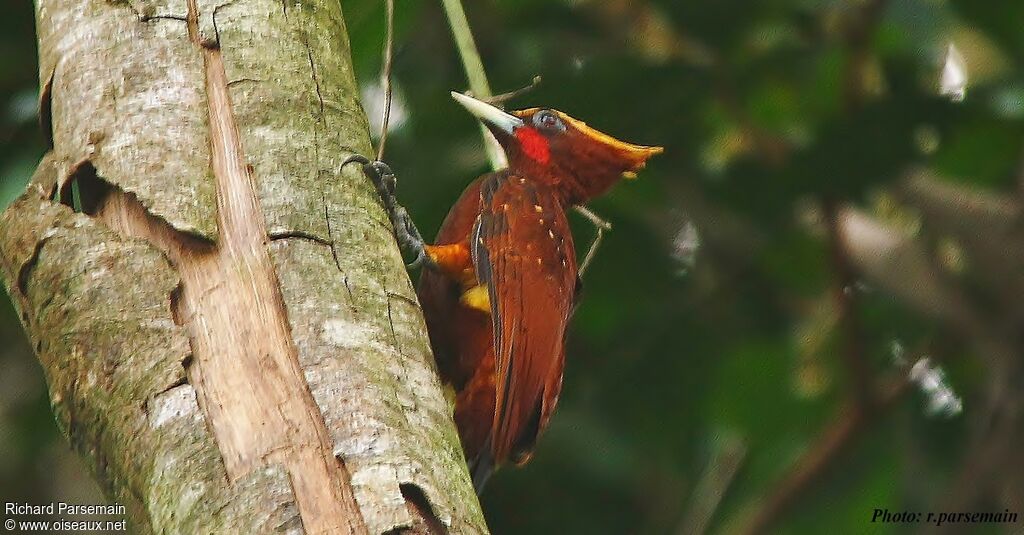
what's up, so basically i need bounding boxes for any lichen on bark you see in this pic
[3,0,488,532]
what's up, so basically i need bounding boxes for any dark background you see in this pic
[3,0,1024,533]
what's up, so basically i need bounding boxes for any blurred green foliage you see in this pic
[3,0,1023,533]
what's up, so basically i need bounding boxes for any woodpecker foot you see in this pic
[343,155,432,269]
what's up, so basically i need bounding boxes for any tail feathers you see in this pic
[468,447,495,495]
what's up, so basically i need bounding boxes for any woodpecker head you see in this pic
[452,91,663,204]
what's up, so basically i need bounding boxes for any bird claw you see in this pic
[343,155,396,197]
[406,250,427,269]
[342,154,430,269]
[368,162,397,197]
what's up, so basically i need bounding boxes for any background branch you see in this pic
[733,379,909,535]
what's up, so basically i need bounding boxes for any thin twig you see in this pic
[482,75,542,106]
[440,0,505,169]
[375,0,396,160]
[575,205,612,276]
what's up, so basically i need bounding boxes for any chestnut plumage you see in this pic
[415,93,661,492]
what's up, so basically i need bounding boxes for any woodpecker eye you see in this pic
[533,110,565,132]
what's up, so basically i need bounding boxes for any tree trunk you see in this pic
[1,0,487,532]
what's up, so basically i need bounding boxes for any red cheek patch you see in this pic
[515,127,550,165]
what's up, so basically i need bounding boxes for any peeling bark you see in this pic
[4,0,488,532]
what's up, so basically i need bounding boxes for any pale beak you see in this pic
[451,91,524,134]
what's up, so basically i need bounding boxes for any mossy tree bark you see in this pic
[1,0,488,532]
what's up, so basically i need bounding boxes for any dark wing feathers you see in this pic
[471,172,578,464]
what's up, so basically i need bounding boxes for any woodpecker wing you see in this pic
[417,177,486,388]
[471,172,578,464]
